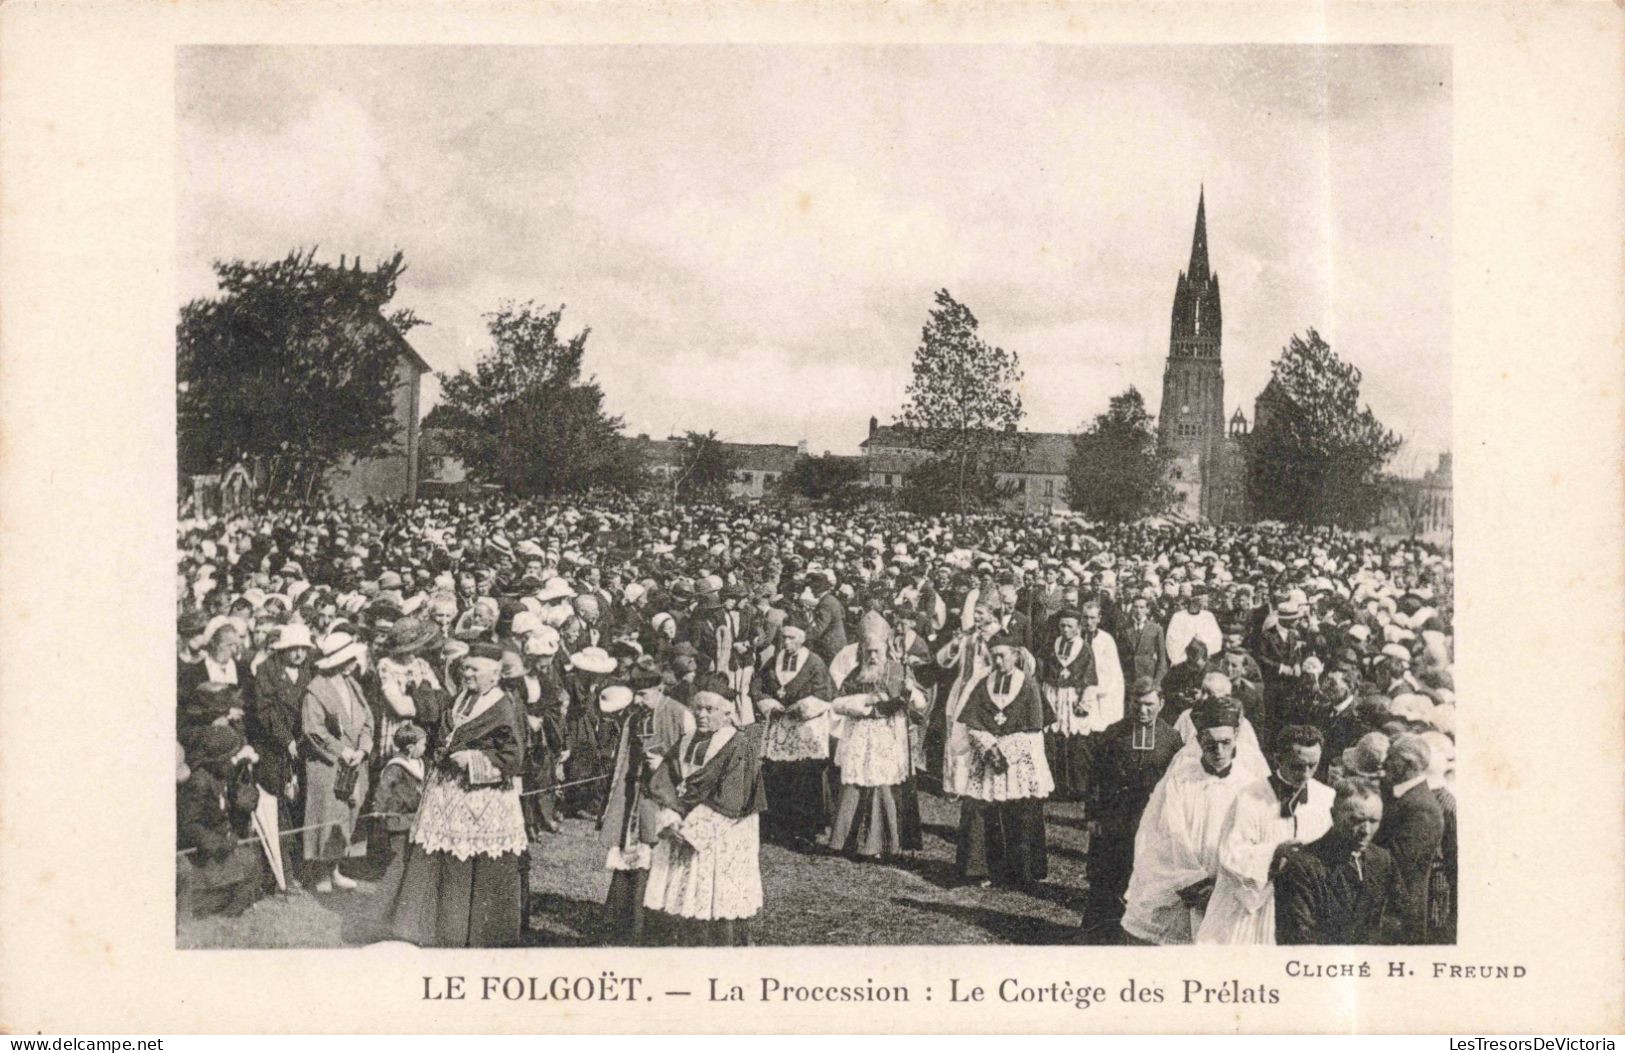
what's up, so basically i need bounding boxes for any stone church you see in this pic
[1157,189,1253,523]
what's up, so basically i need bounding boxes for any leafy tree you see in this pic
[177,248,425,499]
[1063,386,1177,522]
[898,455,1016,515]
[895,289,1026,512]
[1246,329,1402,526]
[672,430,743,503]
[431,302,647,496]
[782,453,871,508]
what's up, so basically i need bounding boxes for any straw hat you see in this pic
[315,631,367,671]
[598,684,634,715]
[569,646,616,675]
[270,623,316,651]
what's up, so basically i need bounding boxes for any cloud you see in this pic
[179,45,1451,461]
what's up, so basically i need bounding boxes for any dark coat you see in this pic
[1091,716,1180,834]
[1275,835,1396,945]
[251,658,311,792]
[1374,781,1445,943]
[750,649,835,708]
[434,689,527,789]
[372,757,425,834]
[1115,616,1168,685]
[808,592,848,663]
[994,611,1033,655]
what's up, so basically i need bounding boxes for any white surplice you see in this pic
[1195,776,1334,945]
[1120,751,1249,945]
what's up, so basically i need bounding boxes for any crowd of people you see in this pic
[176,493,1456,947]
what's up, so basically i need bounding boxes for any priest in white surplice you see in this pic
[1196,724,1334,944]
[1121,694,1249,945]
[1083,600,1125,735]
[1164,588,1223,667]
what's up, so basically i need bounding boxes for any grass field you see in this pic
[177,791,1101,948]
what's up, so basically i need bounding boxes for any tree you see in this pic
[781,453,871,508]
[1246,329,1403,526]
[895,289,1026,512]
[430,302,647,496]
[177,248,425,499]
[1064,386,1177,522]
[898,455,1015,515]
[672,430,743,503]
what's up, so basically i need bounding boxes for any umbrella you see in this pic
[251,786,287,892]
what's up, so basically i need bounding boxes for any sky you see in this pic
[178,45,1451,466]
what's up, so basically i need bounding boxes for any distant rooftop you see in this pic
[861,422,1074,475]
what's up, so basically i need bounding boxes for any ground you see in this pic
[177,791,1105,948]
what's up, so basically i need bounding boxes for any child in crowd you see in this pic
[371,723,427,867]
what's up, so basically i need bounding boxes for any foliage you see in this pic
[781,454,871,508]
[895,289,1027,511]
[1063,386,1178,522]
[1245,329,1403,526]
[430,302,647,496]
[898,455,1016,515]
[671,430,743,503]
[177,249,425,499]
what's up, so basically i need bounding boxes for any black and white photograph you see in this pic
[171,44,1457,951]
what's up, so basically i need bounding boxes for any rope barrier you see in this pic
[176,771,613,859]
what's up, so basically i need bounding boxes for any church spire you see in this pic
[1187,185,1210,283]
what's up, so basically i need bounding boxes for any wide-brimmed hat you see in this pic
[1340,732,1390,778]
[598,684,634,714]
[525,625,561,657]
[569,646,616,675]
[383,615,439,656]
[536,577,576,603]
[627,666,664,691]
[315,630,367,671]
[270,623,316,651]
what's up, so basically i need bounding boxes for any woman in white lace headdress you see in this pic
[377,642,528,947]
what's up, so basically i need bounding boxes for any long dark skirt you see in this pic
[761,759,828,845]
[828,780,924,858]
[645,911,753,947]
[563,714,616,817]
[604,867,651,944]
[522,749,559,838]
[956,796,1048,885]
[1045,731,1094,803]
[377,843,524,947]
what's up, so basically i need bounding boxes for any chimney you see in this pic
[869,416,878,437]
[797,440,809,456]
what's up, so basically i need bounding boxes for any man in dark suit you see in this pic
[1082,676,1181,940]
[806,572,847,663]
[993,584,1033,654]
[1115,593,1167,686]
[1276,780,1397,944]
[1375,734,1445,944]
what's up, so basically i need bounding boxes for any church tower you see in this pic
[1158,188,1228,520]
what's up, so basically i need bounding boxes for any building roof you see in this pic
[862,424,1073,475]
[362,309,432,374]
